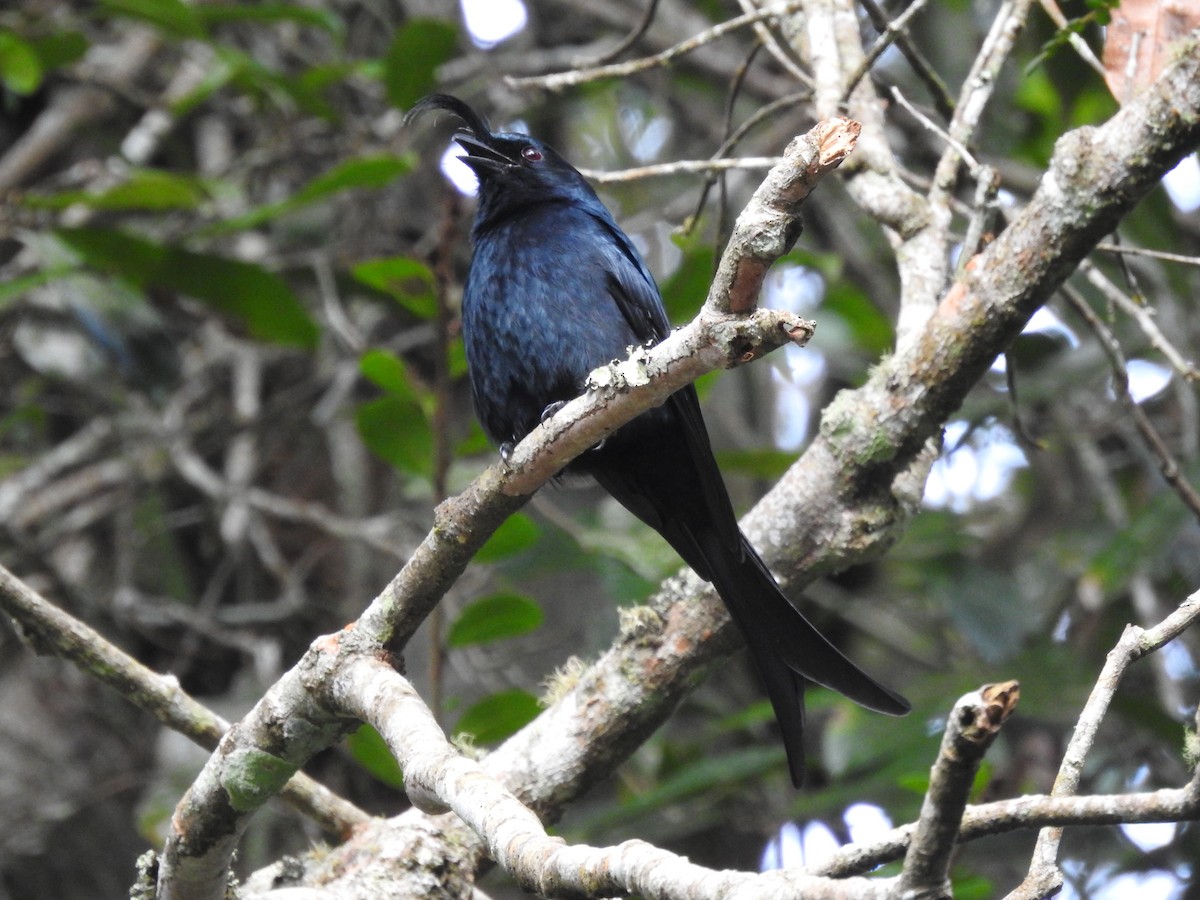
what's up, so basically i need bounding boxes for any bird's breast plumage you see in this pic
[463,203,649,446]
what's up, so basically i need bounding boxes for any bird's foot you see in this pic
[499,441,515,465]
[539,400,567,423]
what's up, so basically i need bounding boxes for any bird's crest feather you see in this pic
[404,94,492,141]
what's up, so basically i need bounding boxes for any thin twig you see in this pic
[1062,284,1200,523]
[1035,0,1108,79]
[1011,590,1200,898]
[1078,259,1200,382]
[162,384,409,557]
[0,418,114,520]
[734,0,812,85]
[685,89,810,235]
[1095,242,1200,268]
[717,40,766,249]
[505,0,805,91]
[427,186,462,722]
[579,155,784,184]
[955,164,1002,277]
[928,0,1033,211]
[889,86,981,174]
[815,778,1200,878]
[572,0,662,67]
[843,0,947,116]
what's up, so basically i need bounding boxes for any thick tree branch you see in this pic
[327,656,892,900]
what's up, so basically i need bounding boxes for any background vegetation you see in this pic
[0,1,1198,898]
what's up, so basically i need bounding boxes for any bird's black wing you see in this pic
[590,213,671,343]
[588,212,743,558]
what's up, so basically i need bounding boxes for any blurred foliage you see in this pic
[346,723,406,789]
[454,688,542,745]
[0,1,1198,898]
[447,592,544,647]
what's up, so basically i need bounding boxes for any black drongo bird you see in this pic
[406,95,909,786]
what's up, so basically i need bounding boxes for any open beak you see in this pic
[454,133,515,177]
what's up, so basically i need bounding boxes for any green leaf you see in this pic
[56,227,319,347]
[660,241,714,324]
[475,512,541,562]
[99,0,207,39]
[298,61,361,98]
[447,339,469,378]
[169,54,240,118]
[96,170,210,210]
[213,44,336,119]
[352,257,438,319]
[0,267,75,309]
[823,281,894,356]
[346,724,404,788]
[577,745,785,833]
[29,31,88,71]
[572,518,677,581]
[447,593,544,647]
[355,395,433,476]
[1011,68,1061,166]
[295,156,414,204]
[715,448,796,480]
[383,19,458,110]
[215,155,413,232]
[0,30,44,95]
[453,689,541,744]
[454,420,491,457]
[950,874,995,900]
[359,348,419,401]
[24,170,210,212]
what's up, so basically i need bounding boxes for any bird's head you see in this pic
[405,94,602,226]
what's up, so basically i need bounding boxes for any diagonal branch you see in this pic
[1062,285,1200,523]
[505,0,805,92]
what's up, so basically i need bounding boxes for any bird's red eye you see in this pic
[521,146,543,162]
